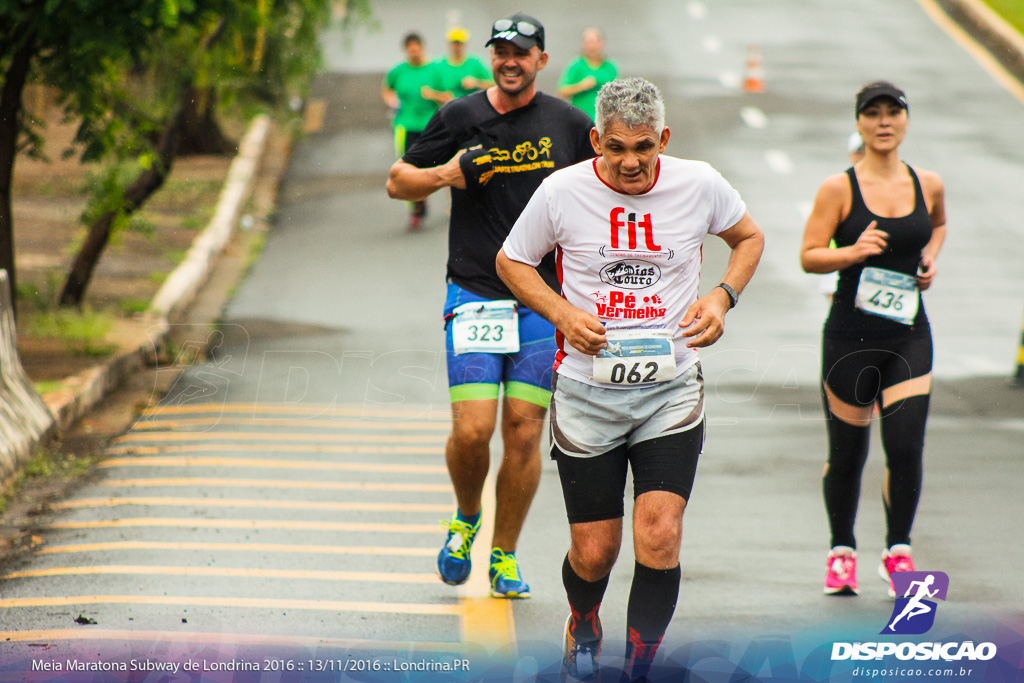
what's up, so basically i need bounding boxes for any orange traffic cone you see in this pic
[743,44,765,93]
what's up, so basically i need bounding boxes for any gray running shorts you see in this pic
[550,362,705,458]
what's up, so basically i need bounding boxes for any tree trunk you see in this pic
[0,32,37,319]
[57,19,229,308]
[177,85,235,156]
[58,103,185,308]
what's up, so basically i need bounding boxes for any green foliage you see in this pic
[246,232,267,270]
[2,0,339,303]
[982,0,1024,35]
[128,213,157,239]
[79,160,156,231]
[33,380,66,395]
[24,307,117,357]
[164,248,189,264]
[180,210,211,230]
[340,0,373,29]
[15,282,47,310]
[162,177,224,203]
[14,273,62,311]
[0,446,99,515]
[120,298,152,314]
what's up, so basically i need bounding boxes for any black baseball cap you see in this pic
[856,81,908,116]
[485,13,545,52]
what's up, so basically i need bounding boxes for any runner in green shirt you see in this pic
[382,33,443,229]
[557,28,618,120]
[433,27,493,101]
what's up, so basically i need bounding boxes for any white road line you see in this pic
[740,106,768,129]
[687,1,707,20]
[719,71,741,89]
[764,150,794,174]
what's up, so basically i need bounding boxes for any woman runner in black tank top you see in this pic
[799,82,947,598]
[826,163,933,338]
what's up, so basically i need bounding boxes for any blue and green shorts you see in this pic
[443,283,557,407]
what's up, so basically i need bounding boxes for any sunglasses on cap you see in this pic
[492,18,540,37]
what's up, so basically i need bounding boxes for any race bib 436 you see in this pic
[855,267,919,325]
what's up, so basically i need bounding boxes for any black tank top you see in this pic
[824,164,932,340]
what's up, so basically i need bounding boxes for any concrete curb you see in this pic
[38,114,273,445]
[936,0,1024,86]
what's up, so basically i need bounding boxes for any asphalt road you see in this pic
[2,1,1023,681]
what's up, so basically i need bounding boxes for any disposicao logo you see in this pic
[831,570,998,662]
[883,570,948,635]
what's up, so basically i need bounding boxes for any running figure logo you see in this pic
[882,571,949,635]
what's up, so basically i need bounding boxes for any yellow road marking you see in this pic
[303,99,327,133]
[115,431,446,444]
[461,597,516,654]
[36,541,437,557]
[144,403,449,420]
[51,497,451,513]
[4,565,438,583]
[455,468,517,655]
[916,0,1024,105]
[106,444,444,455]
[0,628,465,652]
[102,478,452,492]
[0,595,460,615]
[46,518,439,533]
[133,417,450,431]
[98,456,447,474]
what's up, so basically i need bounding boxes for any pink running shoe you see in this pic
[824,547,858,595]
[879,544,915,597]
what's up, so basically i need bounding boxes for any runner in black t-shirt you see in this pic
[387,12,595,599]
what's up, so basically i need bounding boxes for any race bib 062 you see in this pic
[592,329,676,385]
[451,300,520,355]
[855,267,919,325]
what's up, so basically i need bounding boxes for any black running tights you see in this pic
[821,333,932,549]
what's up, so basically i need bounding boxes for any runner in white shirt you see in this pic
[505,143,747,387]
[497,77,764,682]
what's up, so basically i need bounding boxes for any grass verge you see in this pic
[0,447,100,516]
[982,0,1024,35]
[23,308,118,357]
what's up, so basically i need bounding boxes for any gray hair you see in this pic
[594,77,665,136]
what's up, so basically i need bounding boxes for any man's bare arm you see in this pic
[386,153,469,201]
[496,249,607,355]
[679,212,765,348]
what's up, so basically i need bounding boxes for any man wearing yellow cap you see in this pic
[433,27,493,102]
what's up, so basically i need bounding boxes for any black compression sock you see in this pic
[562,553,608,643]
[626,561,680,652]
[823,411,871,549]
[880,394,929,547]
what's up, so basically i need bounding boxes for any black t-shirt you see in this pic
[402,90,595,300]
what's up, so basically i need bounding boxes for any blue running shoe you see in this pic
[436,512,481,585]
[489,548,531,598]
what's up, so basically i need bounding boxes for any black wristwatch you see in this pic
[715,282,739,309]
